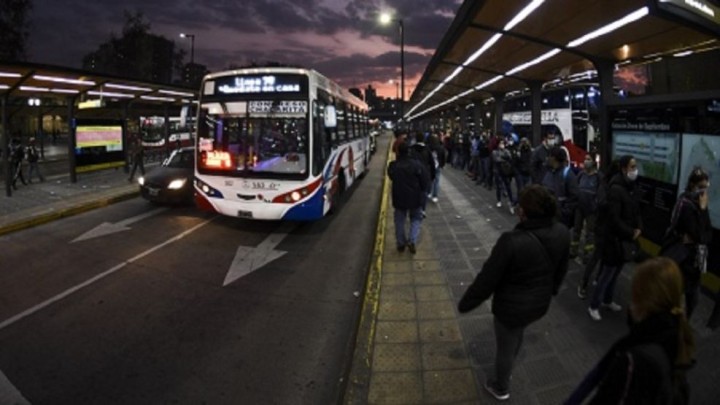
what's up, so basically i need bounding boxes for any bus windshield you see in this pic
[197,110,309,179]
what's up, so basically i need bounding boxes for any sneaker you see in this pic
[588,307,602,321]
[496,201,502,208]
[577,286,587,300]
[397,244,406,253]
[484,380,509,401]
[421,211,427,219]
[408,243,416,254]
[602,302,623,312]
[431,197,438,203]
[509,205,515,215]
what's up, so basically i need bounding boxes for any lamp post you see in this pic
[179,33,196,64]
[380,13,404,119]
[388,79,399,100]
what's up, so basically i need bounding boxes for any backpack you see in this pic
[12,145,25,161]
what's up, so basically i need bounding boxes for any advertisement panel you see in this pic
[74,119,125,173]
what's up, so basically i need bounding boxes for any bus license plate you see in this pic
[237,210,253,218]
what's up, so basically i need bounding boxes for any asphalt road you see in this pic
[0,142,387,404]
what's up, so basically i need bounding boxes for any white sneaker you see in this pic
[432,197,438,203]
[496,202,502,208]
[509,205,515,215]
[602,302,623,312]
[588,307,602,321]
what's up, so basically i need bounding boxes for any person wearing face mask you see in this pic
[588,155,642,321]
[541,146,579,228]
[566,257,695,404]
[661,167,712,319]
[493,139,517,213]
[459,185,570,401]
[514,137,533,195]
[571,154,600,261]
[531,131,557,184]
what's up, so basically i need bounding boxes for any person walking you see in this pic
[541,146,579,228]
[428,133,446,203]
[513,137,532,195]
[25,137,45,183]
[661,167,712,320]
[128,135,145,182]
[570,154,600,260]
[566,257,695,404]
[531,131,557,184]
[387,142,430,254]
[588,155,642,321]
[459,185,570,401]
[10,137,27,190]
[410,131,436,214]
[493,138,517,214]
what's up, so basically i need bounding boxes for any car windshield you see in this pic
[165,150,194,169]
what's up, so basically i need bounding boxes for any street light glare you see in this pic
[379,13,392,25]
[179,33,186,38]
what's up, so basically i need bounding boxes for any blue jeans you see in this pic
[515,173,530,195]
[394,207,423,247]
[493,318,525,392]
[495,172,516,205]
[590,264,622,309]
[431,167,442,198]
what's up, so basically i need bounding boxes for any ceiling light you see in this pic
[159,89,195,97]
[0,72,21,78]
[106,83,152,92]
[141,95,176,102]
[673,50,693,57]
[567,7,649,48]
[87,90,134,98]
[51,89,80,94]
[504,0,545,31]
[33,75,95,86]
[20,86,50,92]
[506,49,561,76]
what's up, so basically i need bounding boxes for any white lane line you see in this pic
[0,368,30,405]
[0,217,215,331]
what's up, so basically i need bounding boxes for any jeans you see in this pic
[479,157,491,186]
[495,172,515,205]
[581,239,604,289]
[27,161,45,182]
[572,211,596,259]
[493,318,525,392]
[431,167,442,198]
[515,173,530,195]
[590,264,622,309]
[394,207,423,248]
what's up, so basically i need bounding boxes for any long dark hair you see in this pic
[685,166,709,192]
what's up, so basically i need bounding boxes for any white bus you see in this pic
[193,67,371,220]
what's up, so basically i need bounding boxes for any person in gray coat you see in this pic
[458,185,570,401]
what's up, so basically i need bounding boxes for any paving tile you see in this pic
[378,300,417,321]
[382,272,413,286]
[421,341,470,370]
[419,320,463,343]
[383,260,414,273]
[417,300,457,320]
[412,272,445,285]
[522,356,571,389]
[416,285,451,302]
[372,343,421,372]
[422,369,477,403]
[440,257,470,271]
[368,371,423,405]
[375,320,418,343]
[412,260,441,272]
[380,285,415,302]
[535,384,574,405]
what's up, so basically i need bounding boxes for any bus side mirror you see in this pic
[324,106,337,128]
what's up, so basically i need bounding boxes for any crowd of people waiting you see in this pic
[388,126,719,403]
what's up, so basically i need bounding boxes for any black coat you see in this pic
[602,173,642,266]
[458,217,570,328]
[410,142,436,181]
[387,155,430,210]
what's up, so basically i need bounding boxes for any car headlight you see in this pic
[138,177,145,186]
[167,178,187,190]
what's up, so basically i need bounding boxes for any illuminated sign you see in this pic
[658,0,720,33]
[217,75,301,94]
[78,99,103,109]
[248,100,308,114]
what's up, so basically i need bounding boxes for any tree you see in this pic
[0,0,32,61]
[82,11,182,84]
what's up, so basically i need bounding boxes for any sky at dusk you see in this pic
[26,0,463,99]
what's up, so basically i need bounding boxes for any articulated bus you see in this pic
[193,67,370,220]
[502,84,601,166]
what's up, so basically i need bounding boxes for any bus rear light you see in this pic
[201,150,233,169]
[272,178,322,204]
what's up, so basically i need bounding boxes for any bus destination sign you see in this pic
[218,75,302,94]
[248,100,308,114]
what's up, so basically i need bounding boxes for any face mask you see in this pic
[584,162,594,170]
[627,169,639,181]
[499,145,505,150]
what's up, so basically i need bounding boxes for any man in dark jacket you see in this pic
[458,185,570,400]
[541,146,579,228]
[388,142,430,254]
[410,131,435,214]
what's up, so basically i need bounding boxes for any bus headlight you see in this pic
[291,191,301,202]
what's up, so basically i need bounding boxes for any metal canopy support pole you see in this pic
[2,94,11,197]
[164,104,170,158]
[594,60,616,166]
[68,97,77,183]
[529,81,543,146]
[492,92,505,135]
[123,101,130,174]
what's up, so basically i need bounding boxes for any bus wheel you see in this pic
[329,170,346,215]
[360,153,369,178]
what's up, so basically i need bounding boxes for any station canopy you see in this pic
[406,0,720,121]
[0,60,197,106]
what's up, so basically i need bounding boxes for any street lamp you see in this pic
[179,33,196,64]
[379,12,404,118]
[388,79,399,100]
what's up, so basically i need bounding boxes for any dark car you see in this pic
[138,147,194,204]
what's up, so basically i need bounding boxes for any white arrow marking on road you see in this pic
[223,222,298,287]
[71,207,168,243]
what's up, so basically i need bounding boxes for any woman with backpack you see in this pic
[566,257,695,404]
[661,167,712,319]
